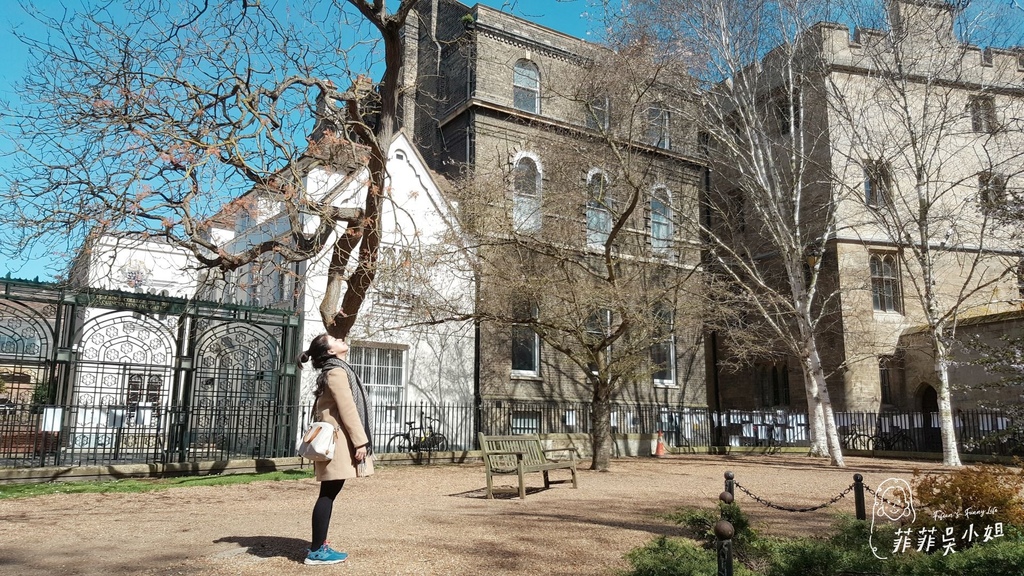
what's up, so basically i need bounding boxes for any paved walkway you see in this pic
[0,454,951,575]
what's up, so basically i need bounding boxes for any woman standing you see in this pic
[298,333,374,566]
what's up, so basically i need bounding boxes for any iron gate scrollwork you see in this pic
[188,320,284,460]
[0,278,301,469]
[64,310,177,464]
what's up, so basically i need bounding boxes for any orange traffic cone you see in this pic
[654,431,667,458]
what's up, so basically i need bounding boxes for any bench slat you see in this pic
[479,432,579,499]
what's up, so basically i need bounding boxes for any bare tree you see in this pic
[626,0,849,464]
[1,0,419,337]
[441,41,706,471]
[827,0,1024,466]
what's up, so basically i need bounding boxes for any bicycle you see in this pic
[871,428,917,452]
[385,413,449,453]
[840,429,874,451]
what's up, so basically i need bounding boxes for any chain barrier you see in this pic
[733,480,856,513]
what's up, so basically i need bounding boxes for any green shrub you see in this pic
[622,537,716,576]
[635,498,1024,576]
[621,536,758,576]
[936,538,1024,575]
[883,538,1024,576]
[758,517,888,576]
[662,501,756,549]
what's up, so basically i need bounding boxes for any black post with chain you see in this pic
[854,474,866,520]
[716,489,735,576]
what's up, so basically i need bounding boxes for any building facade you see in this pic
[401,0,709,410]
[709,0,1024,414]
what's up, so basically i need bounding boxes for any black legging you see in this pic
[311,479,345,550]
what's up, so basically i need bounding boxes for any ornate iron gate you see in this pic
[0,278,302,468]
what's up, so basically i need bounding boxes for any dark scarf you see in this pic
[317,357,374,455]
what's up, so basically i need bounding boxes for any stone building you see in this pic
[708,0,1024,414]
[400,0,709,410]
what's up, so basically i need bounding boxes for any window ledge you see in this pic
[511,373,543,381]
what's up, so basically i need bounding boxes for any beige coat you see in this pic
[313,367,372,481]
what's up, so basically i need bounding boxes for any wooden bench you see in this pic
[478,432,579,499]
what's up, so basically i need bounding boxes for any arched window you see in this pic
[870,253,901,313]
[650,186,673,253]
[512,155,542,232]
[513,60,540,113]
[586,171,611,247]
[586,95,610,130]
[645,104,670,149]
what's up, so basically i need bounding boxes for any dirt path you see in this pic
[0,455,950,576]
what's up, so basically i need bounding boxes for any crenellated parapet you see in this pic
[810,2,1024,91]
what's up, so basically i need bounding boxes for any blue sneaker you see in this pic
[305,544,348,565]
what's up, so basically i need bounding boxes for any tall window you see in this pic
[376,244,416,307]
[650,186,673,253]
[585,308,612,375]
[511,303,540,377]
[774,91,801,135]
[512,155,542,232]
[879,356,894,405]
[728,188,746,234]
[757,364,790,407]
[586,95,610,130]
[650,306,676,387]
[870,253,901,313]
[864,161,892,208]
[970,95,997,133]
[697,131,711,156]
[349,345,405,406]
[586,171,612,247]
[979,171,1007,210]
[127,373,163,421]
[1018,258,1024,299]
[513,60,540,113]
[645,104,670,149]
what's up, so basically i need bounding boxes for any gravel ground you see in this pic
[0,454,951,576]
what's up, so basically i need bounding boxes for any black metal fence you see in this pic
[3,400,1023,469]
[0,402,295,468]
[836,409,1024,456]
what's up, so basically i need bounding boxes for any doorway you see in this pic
[919,384,940,451]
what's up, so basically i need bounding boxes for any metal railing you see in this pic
[4,400,1023,469]
[0,402,295,468]
[837,409,1024,456]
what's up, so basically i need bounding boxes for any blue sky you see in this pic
[0,0,593,282]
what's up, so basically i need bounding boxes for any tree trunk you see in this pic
[590,385,613,471]
[803,339,845,466]
[325,18,407,337]
[934,339,963,466]
[820,398,845,467]
[804,386,828,457]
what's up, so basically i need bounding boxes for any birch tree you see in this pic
[828,0,1024,466]
[1,0,418,338]
[626,0,848,464]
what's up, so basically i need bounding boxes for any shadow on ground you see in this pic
[213,535,309,562]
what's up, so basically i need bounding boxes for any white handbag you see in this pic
[297,421,337,461]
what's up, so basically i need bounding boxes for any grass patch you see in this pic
[0,468,313,500]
